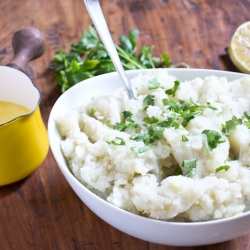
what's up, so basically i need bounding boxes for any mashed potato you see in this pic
[56,69,250,222]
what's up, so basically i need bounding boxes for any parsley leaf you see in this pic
[107,137,126,146]
[148,78,162,90]
[123,111,133,119]
[222,111,250,134]
[143,116,159,124]
[182,158,197,177]
[90,108,96,116]
[215,165,230,173]
[140,95,155,112]
[182,158,197,169]
[115,111,138,131]
[182,134,189,142]
[131,145,153,157]
[165,80,180,97]
[222,116,242,133]
[174,167,182,176]
[161,52,172,67]
[130,126,164,145]
[143,95,155,106]
[162,98,217,127]
[202,130,225,152]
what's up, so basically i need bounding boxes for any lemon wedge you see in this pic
[228,21,250,73]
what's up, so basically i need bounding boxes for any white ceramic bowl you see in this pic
[48,68,250,246]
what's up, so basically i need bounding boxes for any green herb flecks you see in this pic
[165,80,181,97]
[129,124,164,157]
[50,25,172,92]
[104,120,111,124]
[140,95,155,112]
[182,158,197,177]
[130,126,164,145]
[115,111,138,131]
[123,111,133,119]
[222,116,242,133]
[157,113,181,129]
[215,165,230,173]
[143,116,159,124]
[148,78,162,90]
[202,130,226,152]
[90,108,96,116]
[162,98,217,127]
[143,95,155,106]
[130,98,217,154]
[182,134,189,142]
[222,112,250,134]
[107,137,126,146]
[131,145,153,157]
[173,167,182,176]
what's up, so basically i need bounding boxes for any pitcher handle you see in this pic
[6,27,46,72]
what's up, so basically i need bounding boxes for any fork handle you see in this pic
[84,0,135,99]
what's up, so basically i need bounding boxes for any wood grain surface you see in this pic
[0,0,250,249]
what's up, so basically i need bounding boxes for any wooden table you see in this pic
[0,0,250,249]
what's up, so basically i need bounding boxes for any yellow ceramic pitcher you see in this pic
[0,27,49,185]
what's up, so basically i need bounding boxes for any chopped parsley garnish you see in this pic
[115,122,138,131]
[243,111,250,129]
[143,116,159,124]
[90,108,96,116]
[182,134,189,142]
[130,126,164,145]
[174,167,182,176]
[182,158,197,169]
[131,145,153,157]
[222,116,242,133]
[140,95,155,112]
[215,165,230,173]
[143,95,155,106]
[115,111,138,131]
[104,120,111,124]
[182,158,197,177]
[162,98,217,127]
[148,77,162,90]
[129,133,145,142]
[128,97,218,157]
[202,130,225,152]
[165,80,180,97]
[107,137,126,146]
[222,112,250,134]
[123,111,133,119]
[157,113,181,129]
[115,122,128,131]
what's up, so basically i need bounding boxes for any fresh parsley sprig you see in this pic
[50,25,172,92]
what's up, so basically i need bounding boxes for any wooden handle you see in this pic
[7,27,46,72]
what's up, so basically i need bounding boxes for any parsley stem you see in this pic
[147,54,155,68]
[70,46,85,54]
[116,46,146,69]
